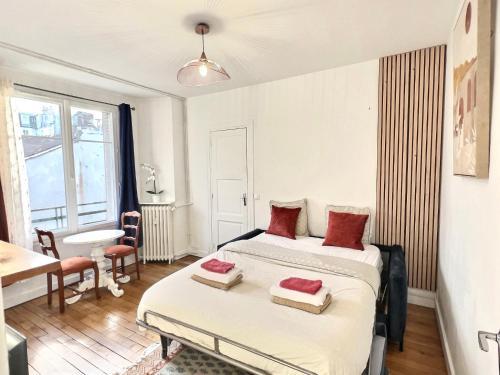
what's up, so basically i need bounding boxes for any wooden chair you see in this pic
[35,228,100,306]
[104,211,141,282]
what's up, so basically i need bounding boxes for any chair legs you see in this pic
[107,251,141,283]
[56,270,65,313]
[134,249,140,280]
[111,256,117,282]
[93,262,101,299]
[47,273,52,305]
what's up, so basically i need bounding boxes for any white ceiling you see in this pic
[0,0,458,98]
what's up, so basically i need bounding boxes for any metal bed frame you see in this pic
[136,229,396,375]
[137,302,385,375]
[137,310,317,375]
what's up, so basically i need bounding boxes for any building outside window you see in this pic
[10,94,119,234]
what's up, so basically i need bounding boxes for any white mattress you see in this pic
[252,233,384,273]
[138,241,379,375]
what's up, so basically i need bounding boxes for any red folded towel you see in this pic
[279,277,323,295]
[201,259,235,274]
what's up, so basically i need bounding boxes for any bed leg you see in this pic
[399,339,404,352]
[160,335,172,358]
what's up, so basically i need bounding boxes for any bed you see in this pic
[137,230,406,375]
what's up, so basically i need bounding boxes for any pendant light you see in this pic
[177,23,230,86]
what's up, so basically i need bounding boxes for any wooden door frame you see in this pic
[208,121,255,252]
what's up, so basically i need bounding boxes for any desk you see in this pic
[63,229,125,301]
[0,240,64,313]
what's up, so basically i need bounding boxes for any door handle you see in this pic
[478,330,500,374]
[242,193,247,206]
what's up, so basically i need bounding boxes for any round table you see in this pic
[63,229,127,303]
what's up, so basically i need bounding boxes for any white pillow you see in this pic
[325,205,371,243]
[269,199,309,236]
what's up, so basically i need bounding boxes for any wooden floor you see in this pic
[5,256,447,375]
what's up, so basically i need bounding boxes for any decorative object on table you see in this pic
[105,211,141,283]
[120,341,248,375]
[118,103,140,214]
[453,0,491,177]
[63,229,126,300]
[177,22,230,87]
[35,228,100,306]
[141,163,164,203]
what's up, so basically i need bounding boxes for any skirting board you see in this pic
[187,248,209,258]
[408,287,436,308]
[435,293,456,375]
[3,255,137,309]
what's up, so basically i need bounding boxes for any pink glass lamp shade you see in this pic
[177,23,230,87]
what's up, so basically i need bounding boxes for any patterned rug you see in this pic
[120,341,250,375]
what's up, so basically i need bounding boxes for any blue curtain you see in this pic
[118,103,140,216]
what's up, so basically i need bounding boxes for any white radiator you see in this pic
[141,204,174,263]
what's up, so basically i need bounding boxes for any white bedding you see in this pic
[137,239,380,375]
[252,233,384,273]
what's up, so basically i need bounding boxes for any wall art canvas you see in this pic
[453,0,491,177]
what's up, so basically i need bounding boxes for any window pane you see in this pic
[71,106,116,226]
[11,97,68,231]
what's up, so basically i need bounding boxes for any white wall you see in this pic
[437,3,500,374]
[186,60,379,253]
[136,97,176,202]
[135,96,190,256]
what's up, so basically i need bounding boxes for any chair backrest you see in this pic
[34,228,60,259]
[120,211,141,249]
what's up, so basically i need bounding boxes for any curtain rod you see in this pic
[14,83,136,111]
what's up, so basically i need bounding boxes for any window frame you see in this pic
[12,89,120,239]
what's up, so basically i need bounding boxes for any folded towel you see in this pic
[194,266,242,284]
[201,259,235,274]
[270,284,330,307]
[272,294,332,314]
[279,277,323,295]
[191,274,243,290]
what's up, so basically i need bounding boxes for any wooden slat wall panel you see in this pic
[376,45,446,291]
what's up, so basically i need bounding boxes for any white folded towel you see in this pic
[269,284,331,307]
[193,266,243,284]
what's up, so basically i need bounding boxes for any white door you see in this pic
[210,128,248,248]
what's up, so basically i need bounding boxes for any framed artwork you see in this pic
[453,0,491,177]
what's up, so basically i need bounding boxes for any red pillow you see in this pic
[322,211,368,250]
[266,205,301,239]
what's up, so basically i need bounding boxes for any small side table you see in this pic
[63,229,125,303]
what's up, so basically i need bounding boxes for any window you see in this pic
[11,94,118,233]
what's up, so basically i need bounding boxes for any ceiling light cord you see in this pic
[201,30,205,54]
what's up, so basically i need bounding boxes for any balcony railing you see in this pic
[31,201,108,230]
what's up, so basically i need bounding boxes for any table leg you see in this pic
[67,242,125,300]
[56,270,65,313]
[92,243,124,297]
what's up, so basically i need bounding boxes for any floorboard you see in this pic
[5,256,447,374]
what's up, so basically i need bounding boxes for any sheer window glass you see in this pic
[11,93,118,233]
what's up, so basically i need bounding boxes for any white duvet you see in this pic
[252,233,383,272]
[137,237,380,375]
